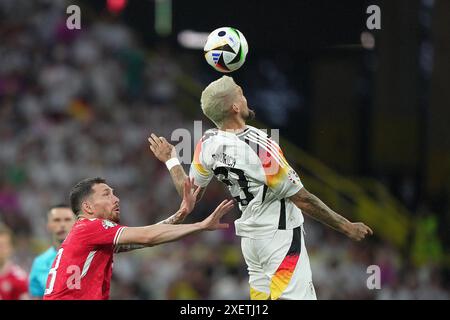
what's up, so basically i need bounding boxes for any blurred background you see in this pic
[0,0,449,299]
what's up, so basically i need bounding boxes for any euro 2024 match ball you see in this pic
[204,27,249,73]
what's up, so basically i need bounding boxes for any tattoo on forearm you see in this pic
[158,212,184,225]
[300,193,349,232]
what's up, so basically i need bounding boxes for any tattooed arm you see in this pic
[156,210,187,225]
[289,188,373,241]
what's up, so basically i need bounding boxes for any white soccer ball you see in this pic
[204,27,249,73]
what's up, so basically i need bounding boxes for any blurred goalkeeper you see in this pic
[149,75,373,300]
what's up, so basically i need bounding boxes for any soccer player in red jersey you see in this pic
[43,176,233,300]
[0,224,29,300]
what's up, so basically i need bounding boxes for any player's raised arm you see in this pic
[148,133,208,201]
[148,133,187,197]
[117,199,234,246]
[289,187,373,241]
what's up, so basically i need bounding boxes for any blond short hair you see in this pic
[200,76,238,127]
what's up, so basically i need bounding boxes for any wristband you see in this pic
[165,158,180,171]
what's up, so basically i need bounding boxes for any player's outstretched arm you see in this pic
[118,200,234,247]
[289,188,373,241]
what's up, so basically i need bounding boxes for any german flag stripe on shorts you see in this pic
[270,226,301,300]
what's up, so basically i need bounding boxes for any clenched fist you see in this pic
[344,222,373,241]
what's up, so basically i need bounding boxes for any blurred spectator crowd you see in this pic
[0,0,448,299]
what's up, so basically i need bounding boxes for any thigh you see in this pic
[261,227,317,300]
[280,227,316,300]
[241,237,271,300]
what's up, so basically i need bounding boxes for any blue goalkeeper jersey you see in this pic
[29,246,57,298]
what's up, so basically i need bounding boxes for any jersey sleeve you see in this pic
[189,138,214,187]
[259,138,303,199]
[79,219,126,250]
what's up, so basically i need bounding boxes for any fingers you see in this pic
[211,200,234,220]
[349,223,374,241]
[193,185,202,198]
[160,136,169,145]
[359,224,373,237]
[203,199,235,231]
[216,200,234,218]
[358,225,373,240]
[148,135,157,146]
[148,138,157,150]
[150,133,162,146]
[224,199,235,210]
[150,133,170,151]
[149,134,171,148]
[184,176,192,188]
[209,200,234,230]
[213,200,229,213]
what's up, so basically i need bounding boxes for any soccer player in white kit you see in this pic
[148,75,373,300]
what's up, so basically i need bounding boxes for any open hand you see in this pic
[200,200,235,231]
[148,133,176,163]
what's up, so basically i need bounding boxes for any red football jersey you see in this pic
[43,218,126,300]
[0,262,28,300]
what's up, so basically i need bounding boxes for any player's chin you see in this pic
[111,212,120,223]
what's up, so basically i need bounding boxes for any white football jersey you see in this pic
[189,125,304,239]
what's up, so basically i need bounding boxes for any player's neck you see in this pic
[220,118,246,132]
[77,213,96,221]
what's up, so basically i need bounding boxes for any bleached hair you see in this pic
[200,75,238,127]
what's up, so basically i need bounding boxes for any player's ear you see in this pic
[231,103,240,114]
[81,200,93,215]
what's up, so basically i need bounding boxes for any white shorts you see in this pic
[241,225,317,300]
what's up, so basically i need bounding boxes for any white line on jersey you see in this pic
[246,131,289,168]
